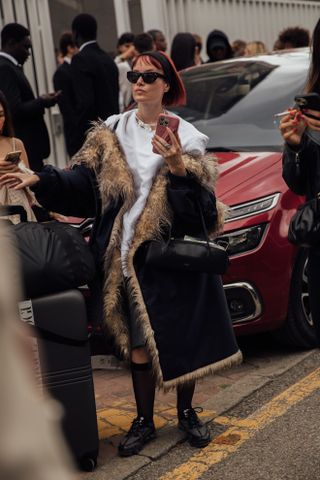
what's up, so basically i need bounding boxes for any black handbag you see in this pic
[288,193,320,247]
[145,201,229,274]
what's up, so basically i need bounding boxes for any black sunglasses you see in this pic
[127,71,167,84]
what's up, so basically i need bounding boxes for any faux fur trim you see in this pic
[72,123,136,210]
[162,350,243,392]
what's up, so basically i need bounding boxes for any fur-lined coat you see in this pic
[33,124,242,390]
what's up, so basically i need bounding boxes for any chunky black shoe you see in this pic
[118,416,156,457]
[178,407,211,448]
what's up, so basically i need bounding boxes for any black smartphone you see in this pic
[4,151,22,164]
[294,93,320,111]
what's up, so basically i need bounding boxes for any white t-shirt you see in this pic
[114,55,132,112]
[104,109,209,275]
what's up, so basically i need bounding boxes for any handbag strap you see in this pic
[196,199,211,250]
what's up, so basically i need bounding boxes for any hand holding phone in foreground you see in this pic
[151,114,186,176]
[152,114,180,154]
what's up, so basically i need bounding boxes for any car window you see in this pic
[172,58,308,151]
[182,62,275,120]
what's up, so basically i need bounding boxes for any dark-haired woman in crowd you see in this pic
[171,32,196,71]
[280,18,320,346]
[0,51,241,456]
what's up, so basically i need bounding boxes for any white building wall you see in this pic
[138,0,320,54]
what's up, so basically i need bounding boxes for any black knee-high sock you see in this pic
[131,361,156,422]
[177,381,196,416]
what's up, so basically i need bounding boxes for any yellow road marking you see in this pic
[97,408,168,440]
[159,366,320,480]
[96,406,216,440]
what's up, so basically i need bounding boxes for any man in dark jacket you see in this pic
[70,14,119,154]
[53,32,78,157]
[0,23,59,171]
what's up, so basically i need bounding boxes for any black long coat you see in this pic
[32,125,241,389]
[282,136,320,199]
[283,136,320,344]
[53,61,78,157]
[0,56,50,171]
[70,43,119,154]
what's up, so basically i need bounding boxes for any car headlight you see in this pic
[217,224,267,256]
[226,193,280,223]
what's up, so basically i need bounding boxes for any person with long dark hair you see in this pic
[280,18,320,345]
[170,33,196,71]
[0,51,241,456]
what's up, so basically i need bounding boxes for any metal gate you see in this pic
[0,0,66,167]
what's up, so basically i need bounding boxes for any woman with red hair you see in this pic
[0,51,241,457]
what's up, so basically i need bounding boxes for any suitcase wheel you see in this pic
[79,456,97,472]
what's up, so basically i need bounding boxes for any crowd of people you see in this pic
[0,15,312,172]
[0,9,317,471]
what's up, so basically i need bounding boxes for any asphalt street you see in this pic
[84,336,320,480]
[124,349,320,480]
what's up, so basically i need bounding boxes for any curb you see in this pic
[86,349,316,480]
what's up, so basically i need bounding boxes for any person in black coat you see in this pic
[206,30,233,63]
[70,14,119,155]
[0,23,60,171]
[280,18,320,346]
[0,51,241,457]
[53,32,78,157]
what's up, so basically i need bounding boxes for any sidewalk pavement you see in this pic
[84,348,314,480]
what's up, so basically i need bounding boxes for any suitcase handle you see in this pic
[0,205,28,222]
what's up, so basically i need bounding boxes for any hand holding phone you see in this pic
[152,114,180,154]
[40,91,61,108]
[4,151,22,164]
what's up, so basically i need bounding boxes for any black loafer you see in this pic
[178,407,211,448]
[118,416,156,457]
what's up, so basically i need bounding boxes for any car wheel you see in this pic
[275,248,317,348]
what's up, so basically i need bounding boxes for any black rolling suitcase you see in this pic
[19,289,99,471]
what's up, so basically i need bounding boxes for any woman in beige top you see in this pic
[0,90,37,223]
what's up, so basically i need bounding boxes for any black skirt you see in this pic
[123,278,146,349]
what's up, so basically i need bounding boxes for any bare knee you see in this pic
[131,347,150,364]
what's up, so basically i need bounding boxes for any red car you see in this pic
[174,49,315,347]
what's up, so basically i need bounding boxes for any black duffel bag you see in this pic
[12,220,96,298]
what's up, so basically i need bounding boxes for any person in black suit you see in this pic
[0,23,60,171]
[53,32,78,157]
[70,14,119,154]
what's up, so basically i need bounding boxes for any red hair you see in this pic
[132,52,186,107]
